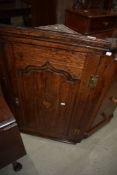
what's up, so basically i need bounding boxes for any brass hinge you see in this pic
[88,75,99,89]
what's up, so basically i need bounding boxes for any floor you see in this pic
[0,109,117,175]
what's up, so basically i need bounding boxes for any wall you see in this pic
[56,0,74,24]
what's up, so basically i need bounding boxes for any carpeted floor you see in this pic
[0,109,117,175]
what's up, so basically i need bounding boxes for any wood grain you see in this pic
[0,24,116,143]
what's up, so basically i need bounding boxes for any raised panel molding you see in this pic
[16,61,79,82]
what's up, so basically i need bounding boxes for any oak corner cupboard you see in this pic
[0,24,116,143]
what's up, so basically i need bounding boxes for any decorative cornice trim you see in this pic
[16,61,78,82]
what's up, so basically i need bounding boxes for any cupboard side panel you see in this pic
[67,53,101,142]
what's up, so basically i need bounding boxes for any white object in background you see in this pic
[105,51,112,56]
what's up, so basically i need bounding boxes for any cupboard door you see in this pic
[12,43,86,141]
[16,62,80,140]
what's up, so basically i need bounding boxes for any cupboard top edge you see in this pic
[0,24,112,51]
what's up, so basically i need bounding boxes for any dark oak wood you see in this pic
[0,24,116,143]
[0,95,14,122]
[30,0,56,26]
[0,95,26,169]
[0,125,26,169]
[65,9,117,35]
